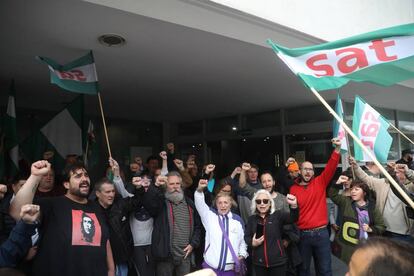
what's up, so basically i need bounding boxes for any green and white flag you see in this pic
[352,96,392,163]
[37,51,99,95]
[20,96,84,171]
[267,23,414,91]
[333,94,348,153]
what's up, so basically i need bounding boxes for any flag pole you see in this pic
[97,93,112,158]
[337,92,356,179]
[310,86,414,210]
[84,138,90,167]
[388,123,414,145]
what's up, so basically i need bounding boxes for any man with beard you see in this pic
[143,171,201,276]
[10,160,115,276]
[290,138,341,276]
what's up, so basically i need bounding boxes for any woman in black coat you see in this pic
[244,189,299,276]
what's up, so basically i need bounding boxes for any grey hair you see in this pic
[166,171,183,185]
[250,189,275,215]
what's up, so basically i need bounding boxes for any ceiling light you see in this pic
[98,34,126,47]
[231,126,238,131]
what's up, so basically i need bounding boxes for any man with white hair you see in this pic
[143,171,201,276]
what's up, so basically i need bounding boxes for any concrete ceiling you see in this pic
[1,0,414,122]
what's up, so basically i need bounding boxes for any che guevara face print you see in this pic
[71,210,101,246]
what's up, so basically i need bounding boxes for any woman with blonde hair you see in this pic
[195,179,248,276]
[245,189,299,276]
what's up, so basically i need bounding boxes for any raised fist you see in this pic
[198,179,208,191]
[155,175,168,187]
[205,164,215,174]
[286,194,298,208]
[396,163,408,173]
[159,151,167,160]
[132,177,143,188]
[31,160,51,177]
[336,175,349,185]
[241,163,251,171]
[20,204,40,224]
[173,159,185,171]
[285,157,296,167]
[233,167,242,175]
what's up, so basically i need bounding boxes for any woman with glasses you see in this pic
[245,189,299,276]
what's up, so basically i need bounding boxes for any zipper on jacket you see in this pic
[277,240,283,257]
[263,218,269,268]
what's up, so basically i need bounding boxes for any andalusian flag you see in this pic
[352,96,392,163]
[20,96,84,171]
[333,94,348,153]
[37,51,99,95]
[267,23,414,91]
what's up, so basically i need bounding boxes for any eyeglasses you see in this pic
[302,168,314,172]
[255,199,270,205]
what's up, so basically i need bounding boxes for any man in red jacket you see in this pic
[290,138,341,276]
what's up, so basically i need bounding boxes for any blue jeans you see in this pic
[298,227,332,276]
[115,263,128,276]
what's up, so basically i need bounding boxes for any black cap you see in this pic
[402,149,414,156]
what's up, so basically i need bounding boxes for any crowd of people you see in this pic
[0,140,413,276]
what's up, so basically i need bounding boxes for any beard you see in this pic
[165,189,184,204]
[300,174,312,184]
[71,181,90,198]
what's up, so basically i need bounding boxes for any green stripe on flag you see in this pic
[50,74,98,95]
[267,23,414,57]
[375,117,393,162]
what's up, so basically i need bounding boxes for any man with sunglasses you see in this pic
[290,138,341,276]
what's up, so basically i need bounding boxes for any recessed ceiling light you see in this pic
[98,34,126,47]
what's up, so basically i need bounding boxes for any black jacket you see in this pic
[97,186,145,266]
[245,207,299,268]
[143,184,201,261]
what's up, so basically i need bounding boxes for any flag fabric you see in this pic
[267,23,414,91]
[333,94,348,153]
[0,80,19,180]
[352,96,392,163]
[84,120,99,169]
[37,51,99,95]
[20,96,84,171]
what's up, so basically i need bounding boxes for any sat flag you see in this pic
[267,23,414,91]
[37,51,99,95]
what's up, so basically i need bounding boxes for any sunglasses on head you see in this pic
[255,199,270,205]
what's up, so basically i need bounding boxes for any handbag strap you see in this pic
[217,215,240,270]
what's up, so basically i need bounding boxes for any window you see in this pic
[244,110,280,129]
[178,121,203,136]
[207,116,238,133]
